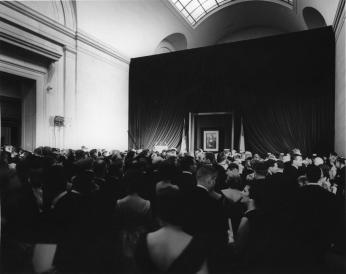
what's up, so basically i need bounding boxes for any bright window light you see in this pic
[169,0,294,26]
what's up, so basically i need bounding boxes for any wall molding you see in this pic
[1,1,130,64]
[77,45,129,69]
[0,1,75,38]
[0,58,47,76]
[76,30,130,64]
[333,0,345,40]
[0,31,62,61]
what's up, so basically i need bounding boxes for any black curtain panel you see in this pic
[129,27,335,155]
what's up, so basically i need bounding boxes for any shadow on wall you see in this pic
[155,33,187,54]
[303,7,327,29]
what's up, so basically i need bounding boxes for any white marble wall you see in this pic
[75,41,129,150]
[0,1,129,150]
[334,1,346,156]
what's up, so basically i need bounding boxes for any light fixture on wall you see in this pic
[46,85,53,93]
[54,116,65,127]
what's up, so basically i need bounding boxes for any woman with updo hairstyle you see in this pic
[135,187,209,274]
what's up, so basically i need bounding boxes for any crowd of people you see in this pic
[0,145,345,273]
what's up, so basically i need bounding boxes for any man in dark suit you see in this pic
[226,163,243,190]
[174,155,197,194]
[294,165,338,270]
[183,165,229,272]
[283,154,302,181]
[265,160,294,216]
[52,169,95,272]
[184,165,228,236]
[335,157,345,197]
[266,160,285,183]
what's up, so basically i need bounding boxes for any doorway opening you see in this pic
[0,97,21,147]
[0,72,36,151]
[188,112,234,154]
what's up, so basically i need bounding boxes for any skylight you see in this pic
[169,0,294,26]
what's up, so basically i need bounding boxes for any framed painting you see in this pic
[203,130,219,151]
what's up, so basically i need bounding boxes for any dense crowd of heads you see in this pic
[0,145,345,273]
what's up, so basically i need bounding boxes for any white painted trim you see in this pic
[1,1,130,64]
[76,43,129,68]
[0,1,75,38]
[76,30,130,64]
[0,31,62,61]
[0,59,47,152]
[0,56,47,76]
[333,0,345,40]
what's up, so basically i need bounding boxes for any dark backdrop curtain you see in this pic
[243,85,334,156]
[129,27,335,155]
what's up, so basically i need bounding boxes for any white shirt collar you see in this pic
[304,182,322,187]
[292,164,299,170]
[71,189,81,194]
[51,189,81,209]
[197,184,209,192]
[244,208,257,216]
[51,191,68,209]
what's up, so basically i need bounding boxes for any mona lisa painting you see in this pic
[203,130,219,151]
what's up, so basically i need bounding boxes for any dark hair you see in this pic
[252,161,268,172]
[217,152,227,163]
[292,154,302,161]
[196,165,217,180]
[179,156,195,171]
[227,163,239,171]
[90,149,98,157]
[158,161,178,181]
[242,168,254,177]
[156,187,186,226]
[336,157,345,165]
[93,158,107,178]
[165,156,178,167]
[246,180,266,208]
[306,165,322,183]
[266,159,277,168]
[276,160,285,169]
[44,165,67,190]
[74,158,93,172]
[108,159,123,178]
[29,168,44,188]
[123,169,143,194]
[43,165,68,208]
[75,150,86,160]
[73,169,95,194]
[205,152,215,164]
[251,161,268,177]
[320,164,330,179]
